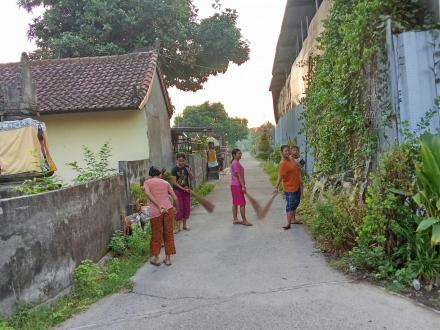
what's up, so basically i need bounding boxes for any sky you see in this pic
[0,0,286,128]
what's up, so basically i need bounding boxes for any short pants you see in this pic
[284,190,301,212]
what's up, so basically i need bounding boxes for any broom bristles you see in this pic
[190,190,215,213]
[258,193,278,219]
[245,192,262,217]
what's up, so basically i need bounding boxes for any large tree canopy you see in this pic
[174,101,248,146]
[17,0,250,91]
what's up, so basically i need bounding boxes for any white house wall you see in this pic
[41,110,149,183]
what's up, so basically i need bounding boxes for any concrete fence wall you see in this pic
[119,159,151,204]
[187,153,207,188]
[0,174,127,315]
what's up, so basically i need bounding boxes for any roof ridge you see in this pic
[0,50,158,66]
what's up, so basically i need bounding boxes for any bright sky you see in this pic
[0,0,286,127]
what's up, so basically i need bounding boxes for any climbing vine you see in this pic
[304,0,429,178]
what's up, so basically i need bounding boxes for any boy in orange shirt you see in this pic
[274,145,303,230]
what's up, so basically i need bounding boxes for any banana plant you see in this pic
[414,133,440,246]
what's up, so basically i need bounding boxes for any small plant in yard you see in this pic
[67,142,116,184]
[311,194,364,256]
[130,182,147,206]
[73,259,102,298]
[109,231,126,256]
[127,225,149,255]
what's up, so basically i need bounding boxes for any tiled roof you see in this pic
[0,51,173,117]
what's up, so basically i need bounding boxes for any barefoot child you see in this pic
[171,153,193,232]
[230,148,252,226]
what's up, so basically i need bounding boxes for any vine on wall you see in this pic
[304,0,429,178]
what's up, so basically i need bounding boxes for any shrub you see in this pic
[73,260,102,297]
[109,231,126,256]
[256,131,271,160]
[127,225,149,255]
[67,142,116,183]
[414,133,440,246]
[311,194,364,256]
[130,182,147,205]
[350,145,416,272]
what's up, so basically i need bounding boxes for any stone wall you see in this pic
[119,159,151,204]
[0,175,127,316]
[187,153,207,188]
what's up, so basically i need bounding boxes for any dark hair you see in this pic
[290,145,299,151]
[280,145,289,152]
[176,153,186,160]
[231,148,241,163]
[149,166,161,177]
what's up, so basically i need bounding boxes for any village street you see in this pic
[58,153,439,330]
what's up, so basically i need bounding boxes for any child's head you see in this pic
[231,148,242,160]
[290,145,300,159]
[280,145,290,159]
[208,141,215,149]
[176,153,186,167]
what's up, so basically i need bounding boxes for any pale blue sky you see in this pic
[0,0,286,127]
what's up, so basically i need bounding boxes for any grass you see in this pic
[1,230,149,330]
[261,161,279,186]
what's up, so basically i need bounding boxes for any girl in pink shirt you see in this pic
[230,149,252,226]
[144,166,179,266]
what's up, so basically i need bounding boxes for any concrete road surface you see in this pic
[59,153,439,330]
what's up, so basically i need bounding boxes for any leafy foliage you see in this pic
[109,230,126,256]
[130,183,147,205]
[17,0,250,91]
[304,0,429,177]
[310,194,364,256]
[414,133,440,245]
[256,131,271,160]
[73,260,102,298]
[126,225,149,255]
[67,142,117,184]
[174,102,248,146]
[15,174,63,196]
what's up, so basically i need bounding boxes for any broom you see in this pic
[257,193,278,219]
[245,192,262,217]
[190,190,215,213]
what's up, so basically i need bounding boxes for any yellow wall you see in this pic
[41,110,148,183]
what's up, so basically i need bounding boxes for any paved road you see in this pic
[59,153,439,330]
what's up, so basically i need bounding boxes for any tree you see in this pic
[257,131,271,160]
[17,0,250,91]
[174,101,248,146]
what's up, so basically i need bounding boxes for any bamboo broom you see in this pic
[190,190,215,213]
[257,193,278,219]
[245,192,262,217]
